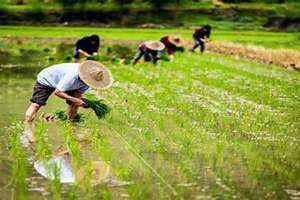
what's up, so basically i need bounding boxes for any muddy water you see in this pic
[1,67,34,196]
[0,66,73,199]
[0,38,135,198]
[0,64,126,199]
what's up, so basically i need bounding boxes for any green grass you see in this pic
[0,26,299,51]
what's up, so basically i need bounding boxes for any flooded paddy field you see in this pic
[0,36,300,199]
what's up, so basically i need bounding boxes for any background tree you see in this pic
[143,0,183,9]
[114,0,134,4]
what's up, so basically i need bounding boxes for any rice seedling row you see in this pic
[7,122,28,200]
[2,44,299,199]
[92,50,293,198]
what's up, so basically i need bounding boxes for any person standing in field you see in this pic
[160,35,184,59]
[132,41,165,65]
[24,61,112,142]
[73,35,100,62]
[191,25,211,53]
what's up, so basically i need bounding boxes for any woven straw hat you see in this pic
[78,61,113,90]
[144,41,165,51]
[168,35,184,47]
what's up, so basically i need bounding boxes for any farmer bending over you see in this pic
[192,25,211,53]
[160,35,184,59]
[73,35,100,62]
[24,61,112,142]
[133,41,165,65]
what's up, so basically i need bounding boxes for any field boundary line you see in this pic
[106,125,178,197]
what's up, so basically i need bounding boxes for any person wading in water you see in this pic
[24,61,112,142]
[132,41,165,65]
[160,35,184,60]
[191,25,211,53]
[73,35,100,62]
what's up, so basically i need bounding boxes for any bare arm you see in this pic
[78,49,91,57]
[133,50,144,65]
[54,89,85,106]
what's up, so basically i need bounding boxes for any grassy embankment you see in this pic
[0,26,299,51]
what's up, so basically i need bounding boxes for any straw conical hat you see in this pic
[76,161,110,186]
[144,41,165,51]
[78,61,113,90]
[168,35,184,47]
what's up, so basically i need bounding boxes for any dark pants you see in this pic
[192,35,205,53]
[30,82,81,106]
[133,49,159,65]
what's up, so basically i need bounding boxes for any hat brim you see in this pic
[78,61,113,90]
[145,41,165,51]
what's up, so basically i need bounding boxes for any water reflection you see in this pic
[34,155,75,183]
[33,148,131,188]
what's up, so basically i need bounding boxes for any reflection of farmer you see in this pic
[73,35,100,61]
[133,41,165,65]
[34,147,129,187]
[160,35,184,56]
[24,61,112,142]
[192,25,211,53]
[34,146,110,184]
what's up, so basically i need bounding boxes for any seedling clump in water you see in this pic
[54,110,85,122]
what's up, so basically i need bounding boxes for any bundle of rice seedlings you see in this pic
[82,93,110,119]
[54,110,84,122]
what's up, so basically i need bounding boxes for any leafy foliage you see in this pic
[83,93,111,119]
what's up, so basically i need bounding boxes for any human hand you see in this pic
[73,98,85,106]
[81,98,90,108]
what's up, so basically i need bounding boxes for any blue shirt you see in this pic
[37,63,89,93]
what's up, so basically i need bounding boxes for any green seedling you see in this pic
[63,123,82,167]
[83,93,110,119]
[54,109,85,123]
[35,120,52,160]
[52,162,62,200]
[8,122,28,200]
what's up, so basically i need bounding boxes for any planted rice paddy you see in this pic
[0,30,299,199]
